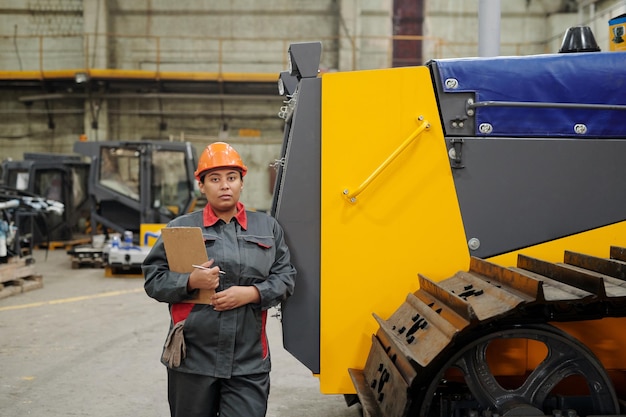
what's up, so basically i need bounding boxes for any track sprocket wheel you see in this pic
[416,324,619,417]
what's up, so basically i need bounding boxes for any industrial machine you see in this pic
[73,140,199,272]
[272,42,626,416]
[1,141,198,272]
[1,153,90,245]
[0,189,62,261]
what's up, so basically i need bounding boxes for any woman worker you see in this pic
[143,141,297,417]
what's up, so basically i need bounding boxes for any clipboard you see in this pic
[161,226,214,304]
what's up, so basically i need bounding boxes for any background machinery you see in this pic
[272,42,626,416]
[1,152,90,246]
[1,141,199,272]
[72,140,199,273]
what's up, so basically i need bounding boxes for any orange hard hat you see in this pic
[194,142,248,181]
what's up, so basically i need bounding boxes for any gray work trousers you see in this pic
[167,369,270,417]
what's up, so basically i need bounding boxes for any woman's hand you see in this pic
[211,286,260,311]
[187,259,221,291]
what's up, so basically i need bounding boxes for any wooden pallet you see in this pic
[104,265,143,278]
[72,256,104,269]
[36,237,92,251]
[67,247,104,269]
[0,257,43,300]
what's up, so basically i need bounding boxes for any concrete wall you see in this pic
[0,1,392,72]
[2,0,622,71]
[423,0,568,58]
[423,0,626,59]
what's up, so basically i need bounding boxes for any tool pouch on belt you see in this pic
[162,320,186,367]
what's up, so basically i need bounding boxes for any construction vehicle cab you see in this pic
[73,140,199,243]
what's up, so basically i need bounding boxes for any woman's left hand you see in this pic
[211,286,261,311]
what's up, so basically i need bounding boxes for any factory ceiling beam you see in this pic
[17,92,283,103]
[0,108,279,118]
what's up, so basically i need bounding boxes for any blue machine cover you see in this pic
[433,52,626,138]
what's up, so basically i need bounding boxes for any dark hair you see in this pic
[199,168,243,183]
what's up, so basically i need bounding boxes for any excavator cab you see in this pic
[73,140,198,243]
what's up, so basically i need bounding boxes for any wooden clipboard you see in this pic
[161,227,214,304]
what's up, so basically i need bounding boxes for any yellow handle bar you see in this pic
[343,116,430,203]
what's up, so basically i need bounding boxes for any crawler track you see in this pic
[350,247,626,417]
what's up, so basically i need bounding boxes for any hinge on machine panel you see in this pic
[277,90,298,121]
[449,138,464,169]
[270,157,285,170]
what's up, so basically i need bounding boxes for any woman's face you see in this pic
[198,168,243,214]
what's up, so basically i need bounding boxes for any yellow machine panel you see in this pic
[319,67,469,393]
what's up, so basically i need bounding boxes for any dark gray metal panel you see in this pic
[288,42,322,79]
[450,137,626,258]
[429,62,476,137]
[274,78,321,374]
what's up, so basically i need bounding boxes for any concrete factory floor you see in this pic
[0,249,362,417]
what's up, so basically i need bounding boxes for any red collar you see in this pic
[203,201,248,230]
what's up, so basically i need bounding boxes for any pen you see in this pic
[192,264,226,274]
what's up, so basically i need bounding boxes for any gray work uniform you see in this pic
[143,206,296,417]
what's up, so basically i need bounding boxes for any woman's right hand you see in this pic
[187,259,221,291]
